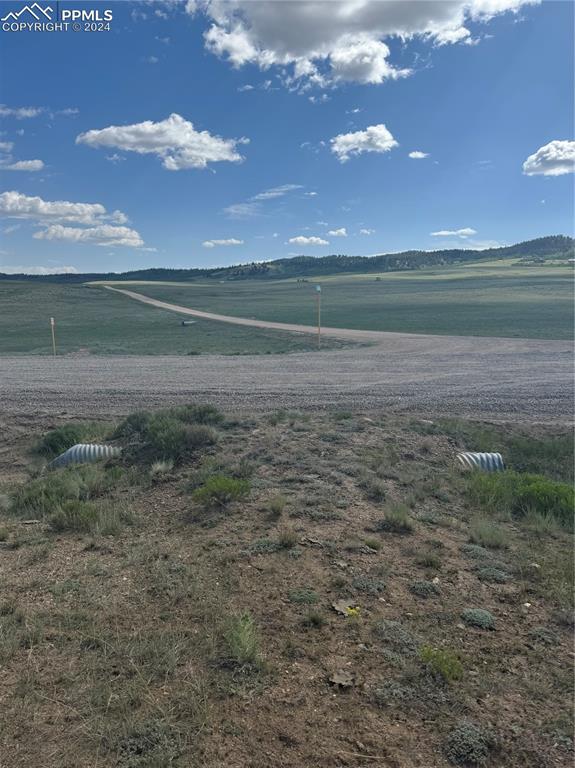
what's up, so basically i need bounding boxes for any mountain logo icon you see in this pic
[1,3,53,22]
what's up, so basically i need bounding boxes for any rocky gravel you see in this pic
[1,331,572,422]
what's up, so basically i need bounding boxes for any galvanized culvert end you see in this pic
[47,443,122,470]
[456,452,504,472]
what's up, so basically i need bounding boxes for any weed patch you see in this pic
[374,504,414,534]
[192,475,250,511]
[469,472,574,530]
[420,646,463,682]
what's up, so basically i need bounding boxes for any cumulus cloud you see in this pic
[184,0,538,89]
[0,191,145,248]
[431,227,477,238]
[0,190,108,225]
[1,159,44,172]
[409,150,429,159]
[522,140,575,177]
[76,113,248,171]
[288,235,329,246]
[202,238,244,248]
[0,265,79,275]
[33,224,144,248]
[0,141,14,153]
[360,228,375,235]
[328,227,347,237]
[331,123,398,162]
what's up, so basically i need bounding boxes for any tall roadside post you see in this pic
[316,284,321,349]
[50,317,57,357]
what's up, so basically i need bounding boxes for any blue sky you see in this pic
[0,0,573,274]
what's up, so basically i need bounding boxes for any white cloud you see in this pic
[522,140,575,177]
[0,105,44,119]
[0,265,79,275]
[431,227,477,238]
[252,184,303,201]
[331,123,398,163]
[409,150,429,159]
[76,113,248,171]
[106,153,125,163]
[225,183,303,218]
[0,141,14,153]
[0,190,108,225]
[304,191,318,197]
[1,159,44,172]
[202,238,244,248]
[288,235,329,246]
[328,227,347,237]
[185,0,538,89]
[0,191,145,248]
[223,202,261,219]
[0,105,79,119]
[34,224,144,248]
[146,55,159,64]
[360,228,375,235]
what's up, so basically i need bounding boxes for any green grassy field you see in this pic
[0,282,346,355]
[111,258,574,340]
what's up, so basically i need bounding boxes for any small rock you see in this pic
[329,669,355,688]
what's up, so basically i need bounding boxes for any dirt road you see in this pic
[1,336,572,421]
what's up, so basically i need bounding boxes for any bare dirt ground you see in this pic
[1,333,572,422]
[0,409,572,768]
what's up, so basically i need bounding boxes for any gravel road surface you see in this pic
[1,333,572,422]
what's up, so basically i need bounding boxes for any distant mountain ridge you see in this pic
[1,235,573,283]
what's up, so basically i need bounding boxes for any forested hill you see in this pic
[1,235,573,283]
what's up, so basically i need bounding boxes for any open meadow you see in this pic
[0,282,347,356]
[0,406,573,767]
[103,259,575,341]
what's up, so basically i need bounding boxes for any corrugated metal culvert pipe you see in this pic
[456,452,504,472]
[47,443,122,470]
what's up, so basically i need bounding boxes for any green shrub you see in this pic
[302,610,325,628]
[461,608,495,630]
[529,626,560,646]
[461,543,492,560]
[416,552,442,570]
[476,566,510,584]
[352,577,386,595]
[192,475,250,511]
[10,465,118,519]
[373,681,414,708]
[444,721,493,765]
[410,580,440,599]
[49,500,101,532]
[167,404,223,425]
[267,494,287,518]
[288,588,319,605]
[374,504,414,534]
[278,526,298,549]
[115,408,219,462]
[373,619,419,656]
[35,422,110,457]
[469,518,508,549]
[468,471,574,531]
[420,645,463,682]
[359,474,387,502]
[224,612,261,667]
